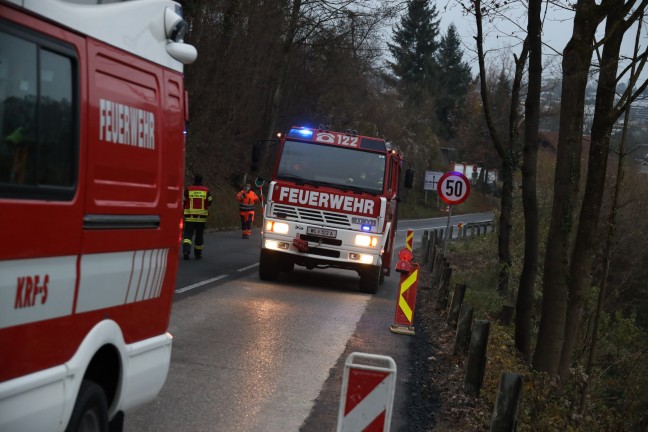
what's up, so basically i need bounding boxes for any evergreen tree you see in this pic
[387,0,441,91]
[435,23,473,137]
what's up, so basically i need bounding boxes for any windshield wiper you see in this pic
[277,174,305,185]
[310,180,376,196]
[345,185,379,195]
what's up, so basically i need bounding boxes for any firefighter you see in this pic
[182,174,212,260]
[236,183,260,239]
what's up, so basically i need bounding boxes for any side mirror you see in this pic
[404,168,414,189]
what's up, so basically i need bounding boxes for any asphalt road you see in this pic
[124,212,493,432]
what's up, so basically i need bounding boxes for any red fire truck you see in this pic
[0,0,196,430]
[257,126,413,293]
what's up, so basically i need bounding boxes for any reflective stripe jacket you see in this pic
[184,185,212,222]
[236,190,259,213]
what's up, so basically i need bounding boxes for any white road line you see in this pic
[175,274,228,294]
[237,263,259,272]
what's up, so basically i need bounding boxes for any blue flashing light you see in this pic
[361,225,372,232]
[288,128,314,139]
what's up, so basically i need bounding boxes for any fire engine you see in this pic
[257,126,413,293]
[0,0,196,431]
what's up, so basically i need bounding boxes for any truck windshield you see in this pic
[276,140,386,194]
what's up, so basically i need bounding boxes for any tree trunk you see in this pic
[497,43,528,300]
[262,0,302,140]
[533,0,603,374]
[497,158,513,296]
[474,0,525,300]
[579,8,646,415]
[558,0,625,380]
[515,0,541,363]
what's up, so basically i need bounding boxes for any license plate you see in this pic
[307,227,337,238]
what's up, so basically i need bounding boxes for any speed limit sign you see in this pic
[437,171,471,205]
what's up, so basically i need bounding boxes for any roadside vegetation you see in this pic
[431,171,648,430]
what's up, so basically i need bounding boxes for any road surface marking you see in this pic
[175,274,228,294]
[237,263,259,272]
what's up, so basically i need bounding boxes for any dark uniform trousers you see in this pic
[183,217,206,258]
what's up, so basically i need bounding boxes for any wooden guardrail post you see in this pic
[424,231,436,265]
[428,245,439,273]
[435,264,452,309]
[447,283,467,327]
[421,230,429,261]
[453,305,474,355]
[464,320,491,397]
[424,230,435,265]
[430,253,444,287]
[490,373,523,432]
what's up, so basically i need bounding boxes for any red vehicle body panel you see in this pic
[0,2,183,383]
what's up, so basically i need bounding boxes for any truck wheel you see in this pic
[359,266,381,294]
[279,256,294,273]
[259,249,279,281]
[65,380,109,432]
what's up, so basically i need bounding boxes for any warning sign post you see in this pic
[437,171,471,255]
[337,352,397,432]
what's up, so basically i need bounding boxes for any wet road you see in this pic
[124,212,493,431]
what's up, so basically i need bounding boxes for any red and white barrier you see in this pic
[390,263,420,336]
[390,247,419,336]
[337,352,397,432]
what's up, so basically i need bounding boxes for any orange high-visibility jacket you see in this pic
[236,190,259,213]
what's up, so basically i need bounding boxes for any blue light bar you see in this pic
[287,128,314,139]
[361,225,372,232]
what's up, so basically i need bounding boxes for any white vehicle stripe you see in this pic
[0,249,170,329]
[155,249,168,298]
[0,256,77,330]
[77,249,168,313]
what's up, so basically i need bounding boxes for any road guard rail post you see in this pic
[390,248,419,336]
[337,352,397,432]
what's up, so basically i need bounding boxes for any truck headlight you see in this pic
[266,221,289,234]
[355,234,378,248]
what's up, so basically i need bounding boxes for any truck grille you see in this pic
[300,234,343,246]
[272,204,352,228]
[307,248,341,258]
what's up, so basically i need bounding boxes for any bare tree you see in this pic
[559,0,648,380]
[533,0,608,373]
[515,0,542,362]
[262,0,402,140]
[470,0,528,299]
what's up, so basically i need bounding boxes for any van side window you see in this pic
[0,25,77,199]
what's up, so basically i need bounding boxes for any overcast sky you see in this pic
[382,0,647,82]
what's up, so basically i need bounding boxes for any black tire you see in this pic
[278,256,294,273]
[65,380,109,432]
[359,265,381,294]
[259,249,279,281]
